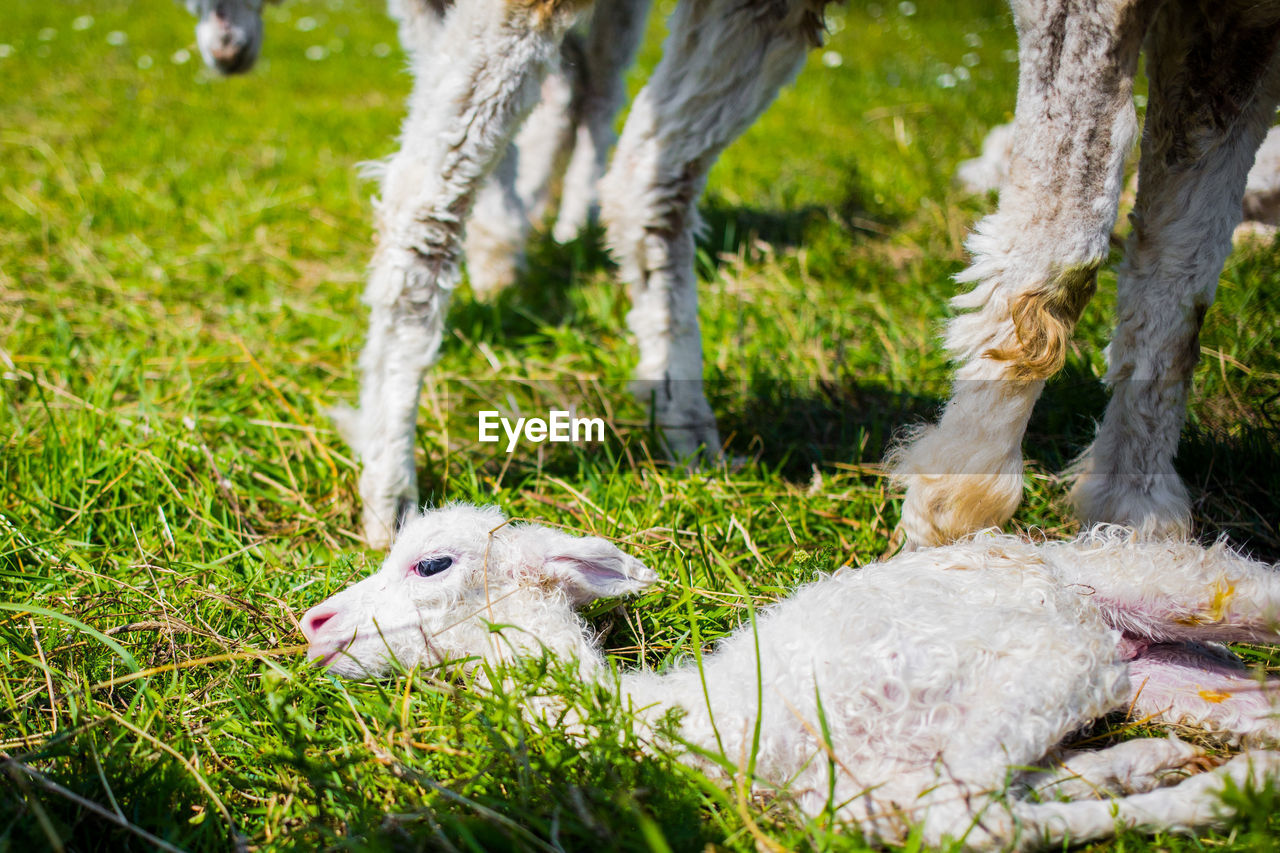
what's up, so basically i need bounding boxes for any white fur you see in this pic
[1239,124,1280,237]
[186,1,1280,551]
[303,506,1280,849]
[895,0,1280,548]
[550,0,654,242]
[955,121,1017,196]
[407,0,651,297]
[341,1,578,545]
[464,3,649,295]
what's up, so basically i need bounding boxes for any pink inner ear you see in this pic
[547,556,633,601]
[569,560,620,582]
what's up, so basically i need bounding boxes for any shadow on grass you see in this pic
[718,364,1277,558]
[708,363,1106,478]
[1182,425,1280,560]
[710,375,941,475]
[1,667,724,853]
[450,224,617,341]
[699,200,828,261]
[415,363,1277,560]
[1,735,221,852]
[448,192,887,339]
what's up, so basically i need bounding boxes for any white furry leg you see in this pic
[1047,531,1280,646]
[1044,529,1280,744]
[551,0,651,243]
[1067,9,1280,536]
[386,0,445,57]
[1241,125,1280,229]
[466,146,530,297]
[601,0,826,460]
[346,1,581,547]
[512,61,576,226]
[893,1,1146,547]
[463,0,640,294]
[997,751,1280,850]
[955,122,1014,196]
[1018,736,1209,801]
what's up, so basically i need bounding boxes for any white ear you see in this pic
[517,526,657,605]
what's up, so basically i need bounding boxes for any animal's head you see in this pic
[301,505,657,679]
[183,0,275,74]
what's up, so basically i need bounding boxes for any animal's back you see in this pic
[636,539,1130,813]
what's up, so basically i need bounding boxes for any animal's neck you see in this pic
[483,594,674,723]
[483,592,609,672]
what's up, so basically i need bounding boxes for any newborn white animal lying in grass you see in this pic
[302,506,1280,849]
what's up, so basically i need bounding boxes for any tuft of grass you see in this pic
[2,0,1278,850]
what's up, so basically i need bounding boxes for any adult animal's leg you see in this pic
[893,0,1150,547]
[1067,5,1280,534]
[465,0,650,293]
[601,0,829,459]
[342,0,587,547]
[466,143,536,297]
[552,0,653,243]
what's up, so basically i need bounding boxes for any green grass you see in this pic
[3,0,1280,850]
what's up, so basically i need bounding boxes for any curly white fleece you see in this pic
[303,507,1280,850]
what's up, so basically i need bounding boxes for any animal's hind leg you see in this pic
[1048,533,1280,645]
[1067,6,1280,535]
[510,58,576,227]
[466,35,581,295]
[1017,736,1210,801]
[551,0,652,243]
[1046,533,1280,744]
[892,0,1148,548]
[343,1,585,547]
[997,751,1280,850]
[600,0,828,460]
[466,145,532,297]
[464,0,648,293]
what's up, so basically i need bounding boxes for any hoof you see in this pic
[658,422,723,468]
[1065,449,1191,538]
[891,423,1024,548]
[897,471,1024,548]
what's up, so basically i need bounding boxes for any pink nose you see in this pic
[301,606,340,643]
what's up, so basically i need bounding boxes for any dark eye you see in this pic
[413,556,453,577]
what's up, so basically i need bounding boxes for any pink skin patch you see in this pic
[1116,634,1150,661]
[1126,642,1280,746]
[301,607,354,667]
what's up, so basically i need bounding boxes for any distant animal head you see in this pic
[183,0,275,74]
[300,505,657,679]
